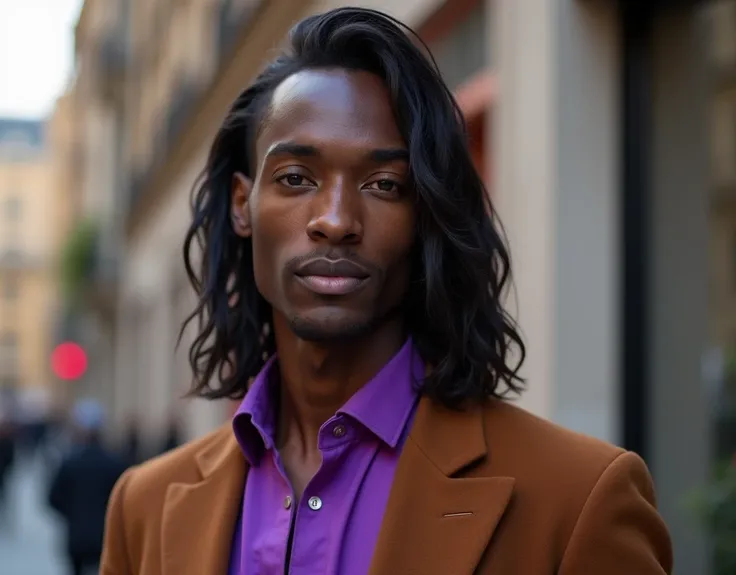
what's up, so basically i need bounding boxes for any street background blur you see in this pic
[0,0,735,573]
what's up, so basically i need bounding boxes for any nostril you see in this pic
[307,228,361,243]
[308,229,329,240]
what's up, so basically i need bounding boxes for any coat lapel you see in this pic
[368,398,515,575]
[161,427,247,575]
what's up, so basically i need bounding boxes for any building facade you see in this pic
[63,0,734,571]
[56,0,130,414]
[0,118,64,404]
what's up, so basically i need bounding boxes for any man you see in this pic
[49,400,128,575]
[0,409,16,529]
[101,7,672,574]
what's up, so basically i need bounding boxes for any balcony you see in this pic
[59,220,119,319]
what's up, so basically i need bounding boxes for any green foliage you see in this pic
[687,460,736,575]
[59,219,97,305]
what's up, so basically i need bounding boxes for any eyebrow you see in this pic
[265,141,409,164]
[267,142,319,158]
[369,148,409,163]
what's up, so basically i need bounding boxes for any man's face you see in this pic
[232,69,415,341]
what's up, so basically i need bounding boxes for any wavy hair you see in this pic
[181,7,526,409]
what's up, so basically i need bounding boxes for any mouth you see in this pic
[294,258,370,296]
[296,275,368,295]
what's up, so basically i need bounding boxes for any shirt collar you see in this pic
[232,339,422,465]
[232,356,279,466]
[338,339,422,448]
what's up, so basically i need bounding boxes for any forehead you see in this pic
[256,68,404,156]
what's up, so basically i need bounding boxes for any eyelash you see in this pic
[277,174,311,188]
[366,179,401,194]
[276,174,402,195]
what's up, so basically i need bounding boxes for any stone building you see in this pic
[0,117,64,403]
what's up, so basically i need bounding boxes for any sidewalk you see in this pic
[0,455,65,575]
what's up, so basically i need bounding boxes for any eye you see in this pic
[276,173,314,188]
[365,179,402,196]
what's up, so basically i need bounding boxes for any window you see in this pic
[0,332,17,348]
[4,197,20,220]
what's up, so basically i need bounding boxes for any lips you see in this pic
[295,258,370,296]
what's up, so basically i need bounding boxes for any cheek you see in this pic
[249,199,305,294]
[373,207,415,281]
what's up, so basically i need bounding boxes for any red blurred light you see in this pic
[51,342,88,381]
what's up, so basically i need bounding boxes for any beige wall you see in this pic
[493,0,621,440]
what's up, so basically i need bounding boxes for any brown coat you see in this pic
[100,397,672,574]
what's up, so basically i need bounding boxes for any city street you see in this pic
[0,455,65,575]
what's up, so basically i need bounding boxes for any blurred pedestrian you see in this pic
[48,399,127,575]
[0,415,16,528]
[122,415,141,465]
[42,406,74,473]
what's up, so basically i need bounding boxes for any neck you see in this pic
[272,312,406,456]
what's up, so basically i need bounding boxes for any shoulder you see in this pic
[482,399,625,480]
[106,424,233,538]
[478,401,672,572]
[101,424,236,573]
[115,424,232,505]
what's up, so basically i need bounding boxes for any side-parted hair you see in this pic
[181,7,526,409]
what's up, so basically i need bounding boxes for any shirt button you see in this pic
[283,496,292,510]
[308,496,322,511]
[332,424,346,438]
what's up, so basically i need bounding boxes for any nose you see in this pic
[306,179,363,245]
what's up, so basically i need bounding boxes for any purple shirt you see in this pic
[228,339,422,575]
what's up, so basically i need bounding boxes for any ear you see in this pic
[231,172,253,238]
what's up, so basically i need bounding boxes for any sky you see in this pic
[0,0,83,119]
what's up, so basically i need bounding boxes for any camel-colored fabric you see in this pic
[100,397,672,574]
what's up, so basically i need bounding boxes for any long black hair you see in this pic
[181,7,526,409]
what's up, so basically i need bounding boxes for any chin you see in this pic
[288,312,375,342]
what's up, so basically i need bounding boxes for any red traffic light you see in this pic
[51,342,88,381]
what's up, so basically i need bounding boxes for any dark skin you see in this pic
[231,69,415,498]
